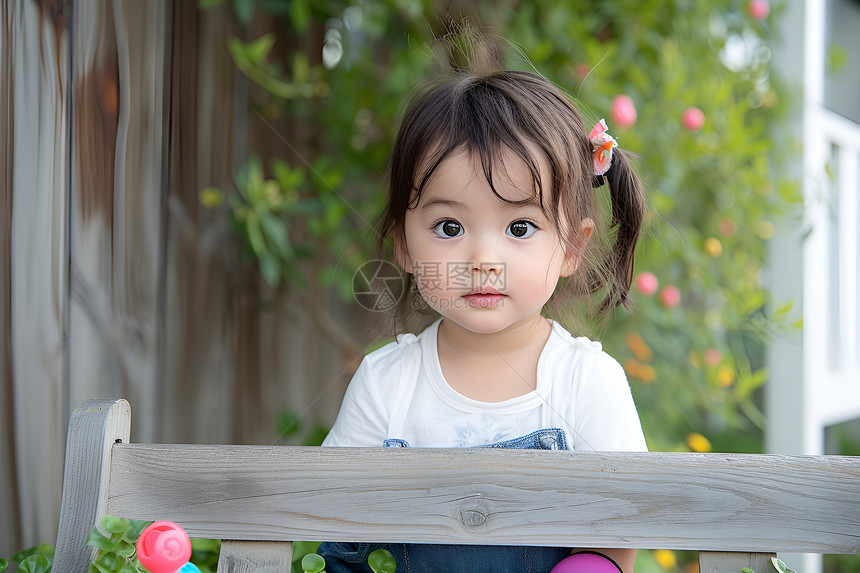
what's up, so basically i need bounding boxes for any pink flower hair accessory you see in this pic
[589,118,618,177]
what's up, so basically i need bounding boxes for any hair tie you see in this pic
[589,119,617,185]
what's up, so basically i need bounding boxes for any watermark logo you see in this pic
[411,261,506,291]
[352,260,406,312]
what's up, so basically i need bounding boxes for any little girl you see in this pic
[318,48,647,573]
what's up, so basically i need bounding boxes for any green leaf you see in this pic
[276,408,302,437]
[115,541,136,559]
[246,215,267,257]
[259,213,292,259]
[123,520,152,543]
[293,53,310,83]
[272,159,306,190]
[259,253,282,287]
[17,555,51,573]
[289,0,311,33]
[771,557,796,573]
[86,529,117,552]
[91,560,113,573]
[102,516,130,535]
[190,538,222,553]
[0,558,8,572]
[367,548,396,573]
[301,553,326,573]
[244,33,276,65]
[742,568,755,573]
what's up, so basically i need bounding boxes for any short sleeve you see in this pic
[322,357,389,447]
[571,353,648,452]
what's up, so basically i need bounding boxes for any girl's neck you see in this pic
[437,315,552,358]
[436,315,553,402]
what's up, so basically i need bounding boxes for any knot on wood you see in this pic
[460,508,489,529]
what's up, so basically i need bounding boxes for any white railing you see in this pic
[804,107,860,439]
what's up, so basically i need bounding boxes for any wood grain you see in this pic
[699,552,776,573]
[105,444,860,554]
[54,399,132,573]
[217,540,293,573]
[3,0,70,553]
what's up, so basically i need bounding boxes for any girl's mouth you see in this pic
[462,287,507,308]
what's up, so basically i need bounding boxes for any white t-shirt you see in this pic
[323,318,647,452]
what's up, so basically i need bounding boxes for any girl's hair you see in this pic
[377,34,645,335]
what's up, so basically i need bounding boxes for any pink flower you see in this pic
[659,285,681,308]
[748,0,770,19]
[682,107,705,131]
[635,272,659,296]
[718,219,737,236]
[704,348,722,366]
[575,63,591,80]
[611,95,637,128]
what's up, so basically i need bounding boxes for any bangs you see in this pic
[409,83,550,211]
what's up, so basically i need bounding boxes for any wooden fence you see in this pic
[1,0,364,555]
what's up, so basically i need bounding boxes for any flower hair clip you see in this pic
[589,119,617,187]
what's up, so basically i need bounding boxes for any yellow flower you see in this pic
[199,187,223,208]
[755,221,775,239]
[704,237,723,257]
[717,366,735,387]
[653,549,677,569]
[625,332,653,362]
[687,432,712,453]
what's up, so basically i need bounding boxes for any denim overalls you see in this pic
[316,428,573,573]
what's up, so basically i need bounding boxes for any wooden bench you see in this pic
[54,399,860,573]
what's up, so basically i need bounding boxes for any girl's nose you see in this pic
[467,233,504,274]
[467,233,506,281]
[472,261,501,273]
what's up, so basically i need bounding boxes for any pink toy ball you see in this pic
[610,94,637,128]
[551,553,622,573]
[137,521,193,573]
[748,0,770,19]
[634,271,659,296]
[659,285,681,309]
[681,107,705,131]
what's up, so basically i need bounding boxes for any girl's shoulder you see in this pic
[545,321,625,378]
[547,320,606,355]
[360,320,437,373]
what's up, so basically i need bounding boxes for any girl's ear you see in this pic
[393,227,413,274]
[560,218,594,277]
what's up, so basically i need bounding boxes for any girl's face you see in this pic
[395,148,589,335]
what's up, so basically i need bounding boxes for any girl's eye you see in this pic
[433,220,463,238]
[507,220,537,238]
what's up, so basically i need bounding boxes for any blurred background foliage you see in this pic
[200,0,798,456]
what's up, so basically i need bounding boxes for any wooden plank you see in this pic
[699,552,776,573]
[54,399,132,573]
[68,0,168,443]
[106,445,860,554]
[5,0,70,552]
[161,0,241,445]
[0,1,22,558]
[217,540,293,573]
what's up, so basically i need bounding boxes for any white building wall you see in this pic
[767,0,860,571]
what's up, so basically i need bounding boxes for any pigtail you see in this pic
[600,148,645,312]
